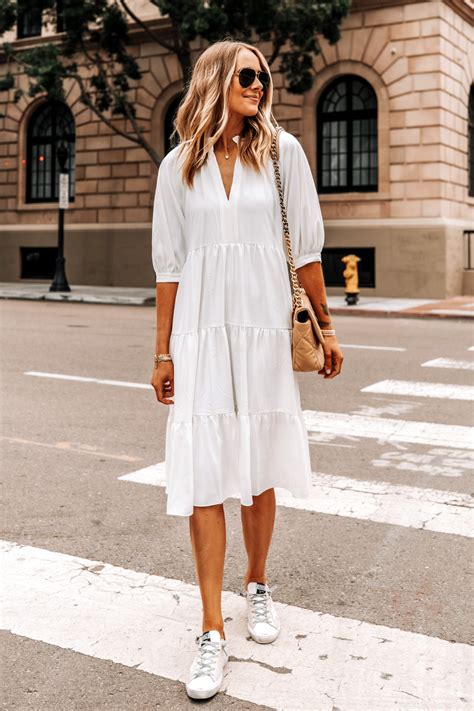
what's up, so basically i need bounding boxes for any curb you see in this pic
[329,307,474,321]
[1,292,473,320]
[0,293,155,306]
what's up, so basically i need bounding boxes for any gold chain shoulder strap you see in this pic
[270,126,303,310]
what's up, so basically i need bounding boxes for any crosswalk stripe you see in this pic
[338,344,407,351]
[421,358,474,371]
[119,463,473,538]
[361,379,474,401]
[302,410,473,450]
[2,540,471,710]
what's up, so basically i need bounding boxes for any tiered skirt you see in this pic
[163,241,313,516]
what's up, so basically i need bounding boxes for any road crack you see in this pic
[228,655,292,674]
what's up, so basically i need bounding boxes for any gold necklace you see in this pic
[223,143,233,160]
[218,136,239,159]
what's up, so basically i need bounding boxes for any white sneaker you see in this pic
[246,581,280,644]
[185,629,228,700]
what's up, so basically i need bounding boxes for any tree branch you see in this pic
[73,72,161,165]
[118,0,177,54]
[267,32,285,67]
[73,34,162,165]
[121,96,161,164]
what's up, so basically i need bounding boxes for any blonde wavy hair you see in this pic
[172,38,278,188]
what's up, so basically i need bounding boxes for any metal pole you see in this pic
[49,140,71,292]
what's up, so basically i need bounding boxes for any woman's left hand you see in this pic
[318,335,344,379]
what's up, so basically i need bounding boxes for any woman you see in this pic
[151,39,343,700]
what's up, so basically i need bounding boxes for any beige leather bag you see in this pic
[270,126,326,373]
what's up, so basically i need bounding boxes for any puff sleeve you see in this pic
[151,150,187,282]
[279,131,325,268]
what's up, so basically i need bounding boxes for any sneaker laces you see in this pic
[248,584,278,624]
[191,634,222,678]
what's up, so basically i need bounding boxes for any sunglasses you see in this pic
[235,67,271,90]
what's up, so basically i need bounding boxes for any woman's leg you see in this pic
[240,488,276,587]
[189,503,227,638]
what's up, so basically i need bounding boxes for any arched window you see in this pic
[164,94,183,154]
[26,101,75,203]
[469,85,474,197]
[317,75,378,193]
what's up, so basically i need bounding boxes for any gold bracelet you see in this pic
[154,353,172,363]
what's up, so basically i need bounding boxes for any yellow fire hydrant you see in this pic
[342,254,361,305]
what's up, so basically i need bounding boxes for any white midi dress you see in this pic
[152,129,325,516]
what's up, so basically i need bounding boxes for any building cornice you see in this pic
[0,16,173,58]
[351,0,473,24]
[2,0,472,59]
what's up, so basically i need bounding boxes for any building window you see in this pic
[469,85,474,198]
[26,101,76,203]
[17,0,42,39]
[164,94,183,154]
[317,75,378,193]
[56,0,68,33]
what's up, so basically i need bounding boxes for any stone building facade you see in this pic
[1,0,473,297]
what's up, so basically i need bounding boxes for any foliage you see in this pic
[0,0,350,164]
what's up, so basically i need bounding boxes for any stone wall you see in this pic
[300,0,474,222]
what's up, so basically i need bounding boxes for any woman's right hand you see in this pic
[151,361,175,405]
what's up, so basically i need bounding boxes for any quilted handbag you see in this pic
[270,126,326,372]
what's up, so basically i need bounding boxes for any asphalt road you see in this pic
[1,300,473,710]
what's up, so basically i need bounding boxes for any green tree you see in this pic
[0,0,350,165]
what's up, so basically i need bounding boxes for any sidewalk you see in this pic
[0,282,473,319]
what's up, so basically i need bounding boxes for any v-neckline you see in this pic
[210,143,240,203]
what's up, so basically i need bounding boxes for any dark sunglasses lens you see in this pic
[239,69,256,88]
[238,69,271,89]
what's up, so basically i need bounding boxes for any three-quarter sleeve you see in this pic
[152,150,187,282]
[279,131,325,269]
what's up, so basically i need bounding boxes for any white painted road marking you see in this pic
[302,410,473,449]
[25,371,151,390]
[119,463,473,538]
[1,436,142,462]
[24,372,472,448]
[361,380,474,401]
[351,402,419,417]
[338,344,407,351]
[2,540,471,710]
[421,358,474,371]
[372,448,474,479]
[23,371,474,405]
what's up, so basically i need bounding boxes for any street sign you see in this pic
[59,173,69,209]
